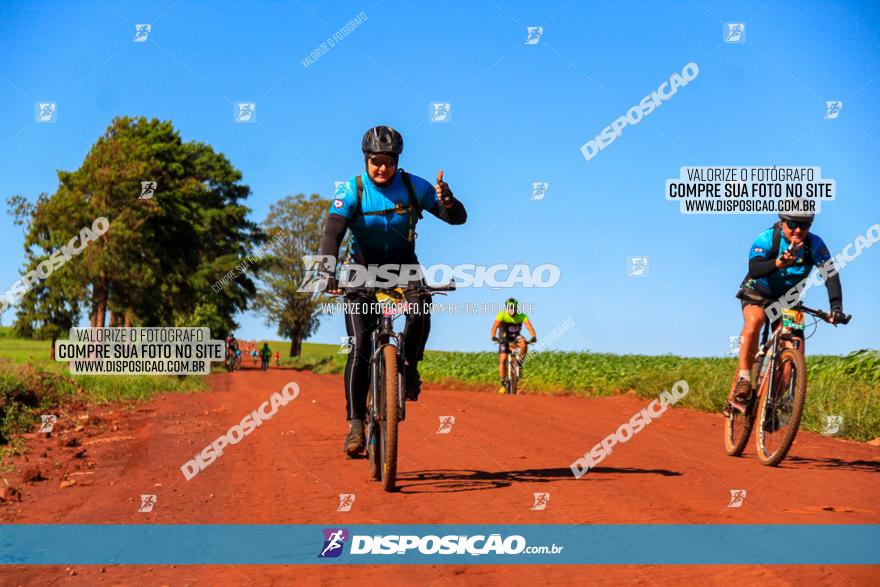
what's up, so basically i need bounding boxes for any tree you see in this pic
[7,116,262,349]
[254,194,329,357]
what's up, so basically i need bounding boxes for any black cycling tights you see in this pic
[343,296,432,420]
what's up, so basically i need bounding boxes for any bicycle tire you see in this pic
[509,357,519,395]
[755,347,807,466]
[381,345,399,492]
[723,365,757,456]
[366,388,380,480]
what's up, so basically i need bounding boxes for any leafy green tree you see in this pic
[254,194,329,357]
[7,116,261,349]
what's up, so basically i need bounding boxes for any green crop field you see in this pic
[288,344,880,443]
[1,327,877,443]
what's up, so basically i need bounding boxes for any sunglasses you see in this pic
[368,154,397,167]
[785,220,812,231]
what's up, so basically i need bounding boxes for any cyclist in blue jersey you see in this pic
[728,212,846,411]
[318,126,467,456]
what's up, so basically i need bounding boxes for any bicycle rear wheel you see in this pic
[380,345,399,492]
[724,367,757,456]
[755,347,807,466]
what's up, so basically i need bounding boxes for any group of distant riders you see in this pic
[224,336,280,371]
[263,125,850,458]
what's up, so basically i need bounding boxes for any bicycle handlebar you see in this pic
[793,303,852,325]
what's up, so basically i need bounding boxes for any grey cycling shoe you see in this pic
[343,419,365,456]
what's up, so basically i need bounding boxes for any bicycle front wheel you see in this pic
[724,367,756,456]
[755,347,807,466]
[380,345,399,492]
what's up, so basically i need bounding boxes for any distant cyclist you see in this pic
[728,212,846,412]
[225,334,239,365]
[260,343,272,371]
[318,125,467,456]
[251,349,258,365]
[490,298,537,391]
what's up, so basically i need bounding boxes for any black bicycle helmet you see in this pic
[361,126,403,155]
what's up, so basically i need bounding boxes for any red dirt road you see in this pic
[1,366,878,585]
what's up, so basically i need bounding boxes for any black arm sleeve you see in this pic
[748,256,778,279]
[825,272,843,309]
[318,214,348,272]
[427,196,467,225]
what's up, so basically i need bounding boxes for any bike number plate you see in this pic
[781,308,805,332]
[376,289,406,317]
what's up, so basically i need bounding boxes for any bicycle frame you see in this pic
[369,309,406,423]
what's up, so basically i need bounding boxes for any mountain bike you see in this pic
[723,303,850,466]
[497,337,526,395]
[342,282,455,492]
[225,347,237,372]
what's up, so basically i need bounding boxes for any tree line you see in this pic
[4,116,328,357]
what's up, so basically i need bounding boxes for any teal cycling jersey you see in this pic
[329,170,438,263]
[745,228,832,298]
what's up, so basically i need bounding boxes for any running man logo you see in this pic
[333,181,346,196]
[338,336,354,354]
[727,335,743,355]
[140,181,157,200]
[627,256,649,277]
[823,415,844,436]
[530,182,549,201]
[437,416,455,434]
[35,102,57,123]
[133,24,152,42]
[824,101,843,120]
[728,489,747,508]
[524,26,544,45]
[38,415,58,433]
[531,492,550,510]
[138,494,157,513]
[235,102,256,123]
[724,22,745,43]
[318,528,349,558]
[430,102,451,123]
[298,255,334,292]
[337,494,356,512]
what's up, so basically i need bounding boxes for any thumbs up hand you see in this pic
[435,169,453,208]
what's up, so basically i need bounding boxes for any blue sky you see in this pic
[1,0,878,356]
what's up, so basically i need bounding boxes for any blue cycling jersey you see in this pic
[329,170,438,263]
[745,228,832,298]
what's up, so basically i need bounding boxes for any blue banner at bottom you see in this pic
[1,525,877,565]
